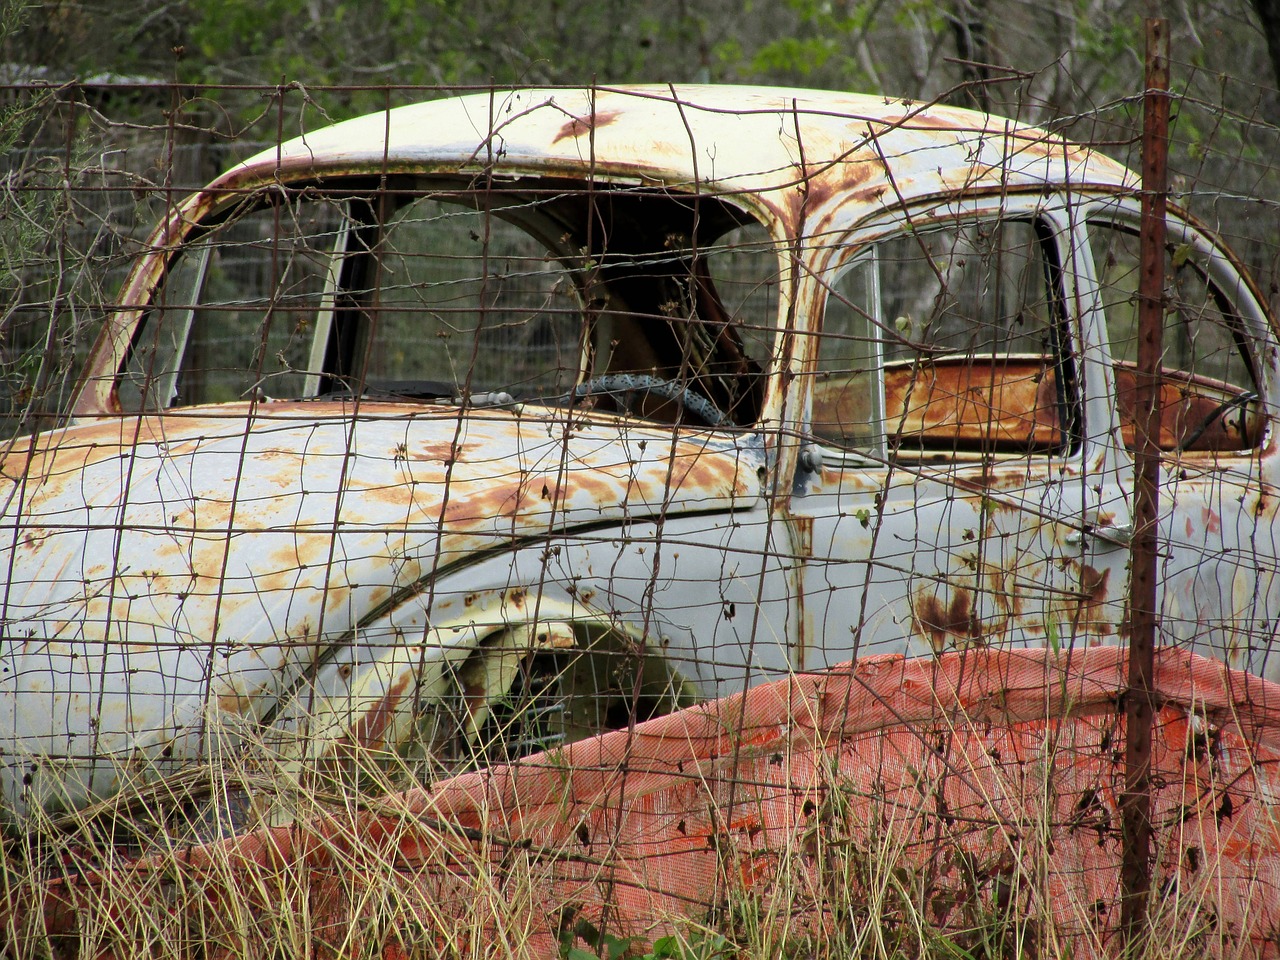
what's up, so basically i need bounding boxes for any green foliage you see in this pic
[557,920,735,960]
[0,0,30,46]
[557,915,642,960]
[1076,9,1142,67]
[742,0,878,88]
[751,36,838,77]
[644,932,734,960]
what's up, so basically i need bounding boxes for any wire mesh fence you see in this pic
[2,72,1280,959]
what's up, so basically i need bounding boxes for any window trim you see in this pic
[810,205,1082,468]
[1083,204,1269,457]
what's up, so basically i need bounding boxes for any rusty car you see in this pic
[1,85,1275,826]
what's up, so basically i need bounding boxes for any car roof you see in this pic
[225,85,1136,233]
[72,85,1140,418]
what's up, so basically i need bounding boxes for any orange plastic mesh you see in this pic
[17,647,1280,958]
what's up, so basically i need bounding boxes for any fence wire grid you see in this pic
[2,74,1280,960]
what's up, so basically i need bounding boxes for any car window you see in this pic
[702,222,780,372]
[816,218,1074,460]
[120,195,346,410]
[119,180,779,427]
[1088,222,1263,453]
[356,197,586,398]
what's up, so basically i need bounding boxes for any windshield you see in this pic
[121,176,780,427]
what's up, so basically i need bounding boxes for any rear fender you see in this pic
[264,588,687,797]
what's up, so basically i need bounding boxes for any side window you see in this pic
[365,198,585,398]
[1088,222,1262,453]
[816,218,1073,460]
[121,195,345,411]
[702,221,781,370]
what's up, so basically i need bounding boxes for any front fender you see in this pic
[268,586,595,758]
[258,575,689,811]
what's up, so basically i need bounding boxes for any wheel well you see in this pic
[399,618,698,775]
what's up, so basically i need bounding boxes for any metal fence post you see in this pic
[1121,16,1170,954]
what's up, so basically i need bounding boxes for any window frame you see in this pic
[808,200,1084,468]
[1081,198,1274,458]
[115,175,788,430]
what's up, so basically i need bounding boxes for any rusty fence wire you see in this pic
[2,77,1280,960]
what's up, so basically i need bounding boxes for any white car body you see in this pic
[2,85,1274,823]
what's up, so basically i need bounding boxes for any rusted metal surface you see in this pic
[1,83,1278,842]
[1111,365,1265,451]
[13,648,1280,959]
[0,404,761,817]
[1121,21,1171,944]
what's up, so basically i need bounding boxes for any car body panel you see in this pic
[2,85,1277,825]
[1,402,760,814]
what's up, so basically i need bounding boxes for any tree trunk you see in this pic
[1254,0,1280,94]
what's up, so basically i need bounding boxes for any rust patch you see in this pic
[912,589,982,652]
[418,441,476,463]
[340,671,414,752]
[1072,565,1113,638]
[534,623,576,649]
[877,357,1063,454]
[779,167,842,233]
[552,109,622,144]
[985,565,1024,619]
[1112,365,1264,453]
[1081,565,1110,604]
[462,677,486,718]
[1202,507,1222,537]
[568,472,623,506]
[851,183,888,205]
[216,691,253,716]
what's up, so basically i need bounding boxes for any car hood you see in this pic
[0,401,762,813]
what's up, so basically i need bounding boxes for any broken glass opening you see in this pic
[122,177,781,427]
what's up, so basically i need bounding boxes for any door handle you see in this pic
[1065,517,1133,549]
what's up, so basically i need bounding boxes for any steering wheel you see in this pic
[565,374,731,427]
[1176,390,1259,453]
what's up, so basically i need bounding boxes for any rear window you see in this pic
[1089,221,1262,453]
[120,179,782,428]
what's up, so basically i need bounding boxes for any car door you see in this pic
[786,199,1132,667]
[1082,203,1279,680]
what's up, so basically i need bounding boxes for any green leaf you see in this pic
[603,934,636,960]
[650,936,680,958]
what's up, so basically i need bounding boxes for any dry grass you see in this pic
[5,651,1277,960]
